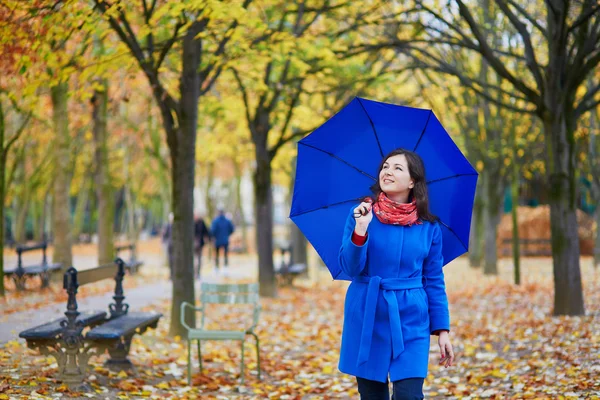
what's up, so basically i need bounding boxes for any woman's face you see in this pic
[379,154,414,197]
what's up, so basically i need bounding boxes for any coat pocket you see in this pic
[414,289,429,327]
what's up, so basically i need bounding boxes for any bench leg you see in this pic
[40,272,50,288]
[187,340,192,386]
[13,276,26,291]
[30,340,95,390]
[249,332,261,379]
[105,334,134,370]
[240,340,245,385]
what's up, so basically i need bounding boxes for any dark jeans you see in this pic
[356,377,424,400]
[215,244,229,268]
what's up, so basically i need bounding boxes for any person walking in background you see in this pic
[194,212,211,277]
[161,212,174,280]
[211,209,235,273]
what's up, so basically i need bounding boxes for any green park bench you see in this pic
[180,282,261,386]
[18,258,162,389]
[4,242,62,290]
[115,242,143,274]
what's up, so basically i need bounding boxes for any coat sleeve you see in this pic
[338,208,368,278]
[423,222,450,334]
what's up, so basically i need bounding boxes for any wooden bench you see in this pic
[500,238,552,257]
[4,242,62,290]
[115,243,143,274]
[18,258,162,389]
[274,246,307,286]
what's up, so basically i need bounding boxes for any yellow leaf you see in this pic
[156,382,170,390]
[490,370,506,378]
[117,370,128,378]
[322,365,333,374]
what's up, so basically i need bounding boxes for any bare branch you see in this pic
[505,0,547,37]
[156,19,185,70]
[455,0,541,105]
[231,68,254,128]
[414,1,475,46]
[269,81,304,156]
[568,2,600,34]
[4,112,31,153]
[495,0,545,91]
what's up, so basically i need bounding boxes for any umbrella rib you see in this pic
[357,98,384,158]
[437,219,469,255]
[426,172,478,184]
[298,142,377,181]
[413,110,432,152]
[290,197,365,218]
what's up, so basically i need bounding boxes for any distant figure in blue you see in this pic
[211,210,235,272]
[338,148,454,399]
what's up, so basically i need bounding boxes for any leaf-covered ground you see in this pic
[1,255,599,399]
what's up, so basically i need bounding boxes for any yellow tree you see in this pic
[230,0,397,296]
[90,0,264,335]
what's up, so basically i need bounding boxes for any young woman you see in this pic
[338,148,454,400]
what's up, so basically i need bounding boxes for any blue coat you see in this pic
[211,215,235,247]
[338,207,450,382]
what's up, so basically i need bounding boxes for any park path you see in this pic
[0,251,258,344]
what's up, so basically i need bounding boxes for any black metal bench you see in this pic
[275,246,307,286]
[500,238,552,257]
[18,258,162,389]
[115,243,143,274]
[4,242,62,290]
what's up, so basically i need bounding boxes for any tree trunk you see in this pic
[40,189,50,242]
[15,191,29,243]
[543,115,584,315]
[468,181,484,268]
[93,81,115,264]
[205,162,215,221]
[594,208,600,268]
[509,121,521,284]
[166,24,201,337]
[254,147,276,297]
[51,82,73,268]
[0,100,5,296]
[589,105,599,268]
[481,169,502,275]
[510,165,521,284]
[72,177,90,242]
[288,155,307,267]
[233,160,248,251]
[32,198,43,242]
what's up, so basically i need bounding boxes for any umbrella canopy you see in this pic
[289,97,478,281]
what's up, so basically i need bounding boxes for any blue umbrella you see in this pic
[289,97,478,280]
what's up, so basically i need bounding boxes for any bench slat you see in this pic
[5,264,62,274]
[19,310,107,340]
[78,264,119,285]
[202,293,259,304]
[86,312,162,340]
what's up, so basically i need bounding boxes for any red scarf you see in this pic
[366,193,422,226]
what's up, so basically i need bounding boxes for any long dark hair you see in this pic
[367,148,437,223]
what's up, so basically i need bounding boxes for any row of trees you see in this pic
[1,0,598,335]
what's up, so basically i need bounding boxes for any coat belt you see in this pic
[353,275,424,366]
